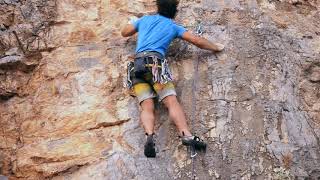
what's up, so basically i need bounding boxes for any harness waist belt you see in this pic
[135,51,164,60]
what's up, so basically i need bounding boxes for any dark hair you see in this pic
[156,0,179,19]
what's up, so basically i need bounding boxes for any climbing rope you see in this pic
[176,2,205,179]
[190,22,203,180]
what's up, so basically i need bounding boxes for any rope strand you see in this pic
[190,22,203,180]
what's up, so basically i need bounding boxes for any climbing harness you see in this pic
[126,52,173,89]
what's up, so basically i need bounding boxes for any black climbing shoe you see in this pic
[144,134,156,158]
[181,135,207,152]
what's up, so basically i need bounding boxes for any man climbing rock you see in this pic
[121,0,224,158]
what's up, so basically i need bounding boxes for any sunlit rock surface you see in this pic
[0,0,319,179]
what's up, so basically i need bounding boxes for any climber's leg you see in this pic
[162,95,192,136]
[133,83,157,135]
[140,98,155,135]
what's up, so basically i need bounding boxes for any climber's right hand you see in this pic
[182,31,224,53]
[212,43,224,52]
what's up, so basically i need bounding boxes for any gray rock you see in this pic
[0,55,22,65]
[77,58,101,70]
[0,175,8,180]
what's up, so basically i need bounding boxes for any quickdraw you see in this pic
[152,56,159,83]
[126,61,134,89]
[196,21,203,36]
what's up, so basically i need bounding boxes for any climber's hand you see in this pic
[121,24,137,37]
[182,31,224,53]
[212,43,224,52]
[128,16,138,24]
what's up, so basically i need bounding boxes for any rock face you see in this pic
[0,0,319,179]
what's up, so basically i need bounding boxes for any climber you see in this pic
[121,0,224,158]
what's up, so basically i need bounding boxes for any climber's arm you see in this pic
[181,31,224,52]
[121,24,137,37]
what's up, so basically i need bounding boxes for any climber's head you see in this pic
[156,0,179,19]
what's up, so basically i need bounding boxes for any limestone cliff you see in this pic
[0,0,319,179]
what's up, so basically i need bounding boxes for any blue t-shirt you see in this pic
[133,14,186,56]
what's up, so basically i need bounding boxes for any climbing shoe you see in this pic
[181,135,207,152]
[144,133,156,158]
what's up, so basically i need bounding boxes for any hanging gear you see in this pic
[160,58,173,84]
[126,61,134,89]
[126,51,173,89]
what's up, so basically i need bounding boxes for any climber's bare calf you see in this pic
[140,99,155,135]
[140,95,192,137]
[162,95,192,136]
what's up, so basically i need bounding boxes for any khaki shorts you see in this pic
[133,82,177,104]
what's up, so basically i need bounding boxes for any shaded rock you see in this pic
[310,65,320,82]
[0,56,23,69]
[0,90,17,101]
